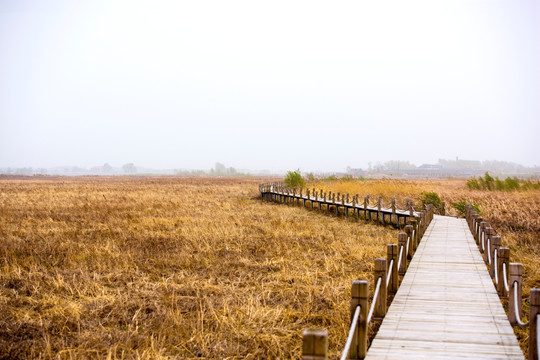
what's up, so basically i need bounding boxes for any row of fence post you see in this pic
[466,205,539,360]
[302,206,435,359]
[260,182,420,227]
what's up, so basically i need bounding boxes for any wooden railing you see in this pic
[301,206,435,359]
[466,205,539,360]
[262,181,538,359]
[259,182,424,227]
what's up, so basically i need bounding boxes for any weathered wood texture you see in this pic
[366,215,524,359]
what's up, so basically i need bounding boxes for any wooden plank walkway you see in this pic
[366,215,524,359]
[259,185,421,227]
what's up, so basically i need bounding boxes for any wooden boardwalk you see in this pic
[365,215,524,359]
[259,183,421,227]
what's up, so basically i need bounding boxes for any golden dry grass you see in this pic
[0,177,397,359]
[1,177,538,358]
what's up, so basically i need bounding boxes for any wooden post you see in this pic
[475,217,484,244]
[441,201,445,216]
[374,258,387,320]
[364,196,370,221]
[398,233,408,275]
[479,221,487,253]
[377,197,382,224]
[529,289,540,360]
[498,247,510,298]
[387,244,398,294]
[405,225,414,259]
[472,213,478,236]
[327,193,331,213]
[490,236,500,279]
[471,214,478,243]
[470,212,476,232]
[419,211,425,238]
[410,219,418,250]
[483,227,493,264]
[302,329,328,360]
[391,198,396,226]
[508,263,523,326]
[350,280,368,360]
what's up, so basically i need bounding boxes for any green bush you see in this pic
[467,172,537,191]
[304,172,316,182]
[284,169,305,188]
[421,191,443,213]
[522,180,540,190]
[451,201,480,216]
[466,178,480,190]
[503,177,520,191]
[322,175,338,181]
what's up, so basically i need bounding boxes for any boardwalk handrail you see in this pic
[513,283,530,327]
[259,182,421,227]
[366,276,382,325]
[385,259,393,287]
[466,205,540,360]
[301,205,435,359]
[340,305,362,360]
[494,250,530,327]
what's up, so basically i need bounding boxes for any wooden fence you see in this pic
[302,206,434,360]
[466,205,539,360]
[259,182,423,227]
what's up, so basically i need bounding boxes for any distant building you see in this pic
[91,166,104,173]
[347,168,365,176]
[418,164,442,170]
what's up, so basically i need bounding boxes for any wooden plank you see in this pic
[365,216,524,360]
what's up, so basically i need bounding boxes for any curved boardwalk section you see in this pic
[366,215,523,359]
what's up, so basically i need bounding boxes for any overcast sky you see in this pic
[1,0,539,172]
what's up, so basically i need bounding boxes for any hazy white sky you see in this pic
[1,0,539,172]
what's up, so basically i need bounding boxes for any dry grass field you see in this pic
[0,177,397,359]
[1,176,538,359]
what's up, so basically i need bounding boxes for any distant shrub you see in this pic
[522,180,540,191]
[421,191,443,213]
[467,172,538,191]
[284,169,305,188]
[466,178,480,190]
[322,175,338,182]
[304,172,316,182]
[503,177,520,191]
[451,201,481,216]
